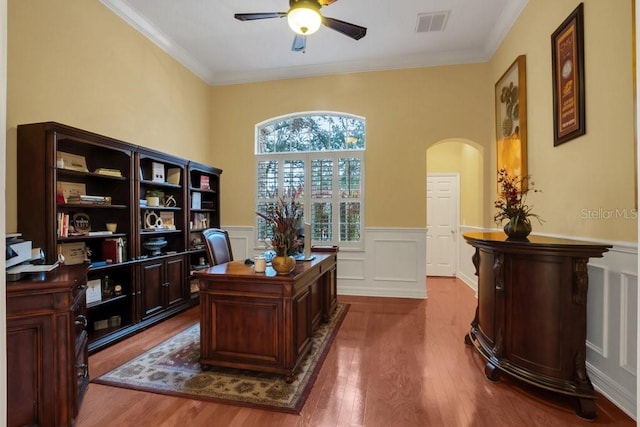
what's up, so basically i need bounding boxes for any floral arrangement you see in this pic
[494,168,543,229]
[256,188,303,256]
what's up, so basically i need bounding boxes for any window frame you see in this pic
[254,111,365,251]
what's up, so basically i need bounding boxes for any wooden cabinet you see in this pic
[7,265,89,427]
[463,232,611,419]
[138,254,187,320]
[17,122,222,353]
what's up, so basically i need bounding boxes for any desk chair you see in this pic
[202,228,234,265]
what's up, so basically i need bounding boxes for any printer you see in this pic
[6,233,55,281]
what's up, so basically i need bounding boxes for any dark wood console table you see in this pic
[462,232,611,419]
[195,251,337,381]
[7,264,89,427]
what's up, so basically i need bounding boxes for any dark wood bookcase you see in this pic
[17,122,222,353]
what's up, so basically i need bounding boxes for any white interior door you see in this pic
[426,174,459,276]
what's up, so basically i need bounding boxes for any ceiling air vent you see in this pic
[415,11,450,33]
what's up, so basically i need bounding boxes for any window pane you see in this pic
[256,202,276,241]
[257,160,278,198]
[311,202,332,241]
[311,159,332,198]
[283,160,304,196]
[339,157,361,198]
[340,202,360,241]
[257,114,365,154]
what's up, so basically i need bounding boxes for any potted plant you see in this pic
[494,168,543,239]
[146,189,163,207]
[256,188,303,275]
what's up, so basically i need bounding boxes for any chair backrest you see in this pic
[202,228,233,265]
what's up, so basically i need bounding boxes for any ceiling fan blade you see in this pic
[234,12,287,21]
[292,34,307,52]
[322,17,367,40]
[319,0,338,5]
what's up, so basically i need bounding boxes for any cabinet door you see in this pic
[8,314,54,427]
[166,255,186,308]
[139,260,165,319]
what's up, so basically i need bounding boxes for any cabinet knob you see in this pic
[75,315,88,328]
[76,363,88,378]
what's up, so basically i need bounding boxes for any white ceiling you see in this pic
[100,0,528,86]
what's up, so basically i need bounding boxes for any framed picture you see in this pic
[56,181,86,203]
[56,151,88,172]
[86,278,102,305]
[495,55,527,185]
[551,3,585,146]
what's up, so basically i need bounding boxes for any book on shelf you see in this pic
[88,231,114,236]
[66,194,112,205]
[199,175,210,190]
[94,168,123,177]
[102,237,126,263]
[191,192,202,209]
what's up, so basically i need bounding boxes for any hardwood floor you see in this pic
[77,277,635,426]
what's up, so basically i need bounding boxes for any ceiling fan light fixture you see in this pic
[287,2,322,35]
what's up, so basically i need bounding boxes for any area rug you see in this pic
[92,303,349,414]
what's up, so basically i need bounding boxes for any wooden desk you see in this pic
[463,232,611,419]
[195,252,337,381]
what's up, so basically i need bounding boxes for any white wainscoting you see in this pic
[224,226,428,299]
[457,225,638,419]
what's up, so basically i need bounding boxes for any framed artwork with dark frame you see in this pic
[495,55,527,187]
[551,2,585,146]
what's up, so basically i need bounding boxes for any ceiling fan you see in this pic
[234,0,367,52]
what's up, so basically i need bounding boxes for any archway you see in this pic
[426,139,484,276]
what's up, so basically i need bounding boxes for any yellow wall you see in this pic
[6,0,212,231]
[426,141,483,225]
[490,0,636,241]
[6,0,637,243]
[210,66,491,228]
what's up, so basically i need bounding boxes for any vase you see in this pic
[503,219,532,240]
[271,254,296,275]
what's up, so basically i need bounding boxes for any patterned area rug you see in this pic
[93,303,349,414]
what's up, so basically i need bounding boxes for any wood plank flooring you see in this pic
[77,277,635,426]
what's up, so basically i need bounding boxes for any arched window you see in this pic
[255,112,365,250]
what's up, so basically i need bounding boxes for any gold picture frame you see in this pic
[495,55,528,188]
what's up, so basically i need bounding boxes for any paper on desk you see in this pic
[7,261,60,274]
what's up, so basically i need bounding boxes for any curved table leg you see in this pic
[484,362,501,382]
[575,397,597,420]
